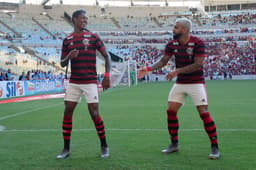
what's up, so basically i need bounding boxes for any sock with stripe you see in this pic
[62,115,72,150]
[200,112,218,148]
[167,109,179,145]
[92,115,107,147]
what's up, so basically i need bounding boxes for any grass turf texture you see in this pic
[0,80,255,170]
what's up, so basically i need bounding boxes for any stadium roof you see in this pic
[0,0,255,7]
[0,0,201,7]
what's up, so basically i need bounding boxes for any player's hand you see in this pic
[138,67,149,79]
[166,70,178,81]
[102,77,110,91]
[68,49,79,60]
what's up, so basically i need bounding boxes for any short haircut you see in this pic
[71,9,87,23]
[175,18,192,32]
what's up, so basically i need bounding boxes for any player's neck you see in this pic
[178,35,190,45]
[74,28,84,36]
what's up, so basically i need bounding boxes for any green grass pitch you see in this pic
[0,80,256,170]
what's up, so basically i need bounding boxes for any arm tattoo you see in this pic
[177,57,204,74]
[151,55,171,70]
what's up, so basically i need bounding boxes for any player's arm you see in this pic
[166,54,205,81]
[60,40,69,67]
[60,54,69,67]
[151,54,171,70]
[138,54,171,79]
[176,54,205,74]
[101,49,111,74]
[60,39,79,67]
[100,48,111,90]
[95,33,111,90]
[60,49,79,67]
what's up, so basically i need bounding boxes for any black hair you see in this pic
[71,9,87,23]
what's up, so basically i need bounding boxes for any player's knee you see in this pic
[90,111,99,119]
[64,105,75,115]
[199,112,210,119]
[166,108,177,115]
[197,105,208,113]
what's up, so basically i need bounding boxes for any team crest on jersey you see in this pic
[70,42,74,46]
[186,47,194,55]
[174,49,178,53]
[82,39,90,45]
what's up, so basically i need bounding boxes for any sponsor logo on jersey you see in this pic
[188,42,195,46]
[83,35,91,38]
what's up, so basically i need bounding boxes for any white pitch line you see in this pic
[0,103,62,121]
[1,128,256,133]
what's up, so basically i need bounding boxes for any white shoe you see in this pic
[209,146,220,159]
[101,147,109,158]
[56,149,70,159]
[161,144,179,154]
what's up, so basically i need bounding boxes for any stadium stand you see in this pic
[0,1,255,82]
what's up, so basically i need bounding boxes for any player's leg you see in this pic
[56,101,77,159]
[83,84,109,158]
[197,105,220,159]
[162,84,185,154]
[57,83,81,159]
[88,103,109,158]
[162,101,182,154]
[188,84,220,159]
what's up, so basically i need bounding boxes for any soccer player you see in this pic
[138,18,220,159]
[56,9,111,159]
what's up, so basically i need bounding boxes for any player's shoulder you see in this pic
[166,39,179,47]
[83,30,100,39]
[190,35,204,44]
[63,33,74,41]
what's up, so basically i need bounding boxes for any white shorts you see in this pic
[168,83,208,106]
[64,83,99,103]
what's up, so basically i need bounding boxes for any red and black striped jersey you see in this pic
[61,31,106,84]
[165,35,206,84]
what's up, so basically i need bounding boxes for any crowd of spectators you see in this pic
[201,13,256,26]
[204,41,256,78]
[97,27,256,37]
[110,40,255,77]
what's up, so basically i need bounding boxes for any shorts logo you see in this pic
[94,96,97,100]
[201,99,206,102]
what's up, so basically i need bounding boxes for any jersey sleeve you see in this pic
[164,42,174,57]
[194,38,206,57]
[61,38,69,60]
[94,33,106,53]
